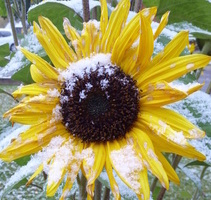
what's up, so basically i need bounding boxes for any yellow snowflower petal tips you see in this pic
[30,64,47,83]
[101,0,130,53]
[149,31,189,68]
[83,143,106,197]
[12,82,60,98]
[111,12,140,65]
[130,129,169,189]
[27,164,44,186]
[20,47,59,80]
[154,11,170,40]
[38,16,77,63]
[105,151,121,200]
[100,0,108,36]
[142,107,205,139]
[136,13,154,70]
[140,7,157,22]
[138,54,211,88]
[154,150,180,185]
[33,22,69,69]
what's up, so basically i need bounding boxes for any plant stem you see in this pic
[77,173,87,200]
[94,179,102,200]
[150,177,158,193]
[82,0,90,22]
[192,165,208,200]
[5,0,19,47]
[92,7,97,20]
[157,155,182,200]
[196,41,211,80]
[206,81,211,94]
[134,0,142,12]
[103,187,110,200]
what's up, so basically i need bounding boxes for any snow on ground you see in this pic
[0,27,42,77]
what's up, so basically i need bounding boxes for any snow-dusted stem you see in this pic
[82,0,90,22]
[196,41,211,80]
[103,187,110,200]
[206,81,211,94]
[5,0,18,46]
[77,173,87,200]
[157,155,182,200]
[150,177,158,193]
[193,166,208,200]
[94,179,102,200]
[134,0,142,12]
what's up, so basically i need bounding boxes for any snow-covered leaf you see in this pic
[157,0,211,32]
[28,1,83,33]
[0,44,10,67]
[184,160,210,167]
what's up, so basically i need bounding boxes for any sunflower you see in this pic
[0,0,210,199]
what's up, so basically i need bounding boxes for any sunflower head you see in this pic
[0,0,210,199]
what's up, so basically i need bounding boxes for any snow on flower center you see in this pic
[59,54,140,142]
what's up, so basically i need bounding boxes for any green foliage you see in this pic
[14,155,31,166]
[11,64,34,84]
[185,161,210,167]
[157,0,211,32]
[0,44,10,67]
[0,0,7,17]
[143,0,160,7]
[28,2,83,33]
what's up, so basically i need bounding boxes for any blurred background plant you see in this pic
[0,0,211,199]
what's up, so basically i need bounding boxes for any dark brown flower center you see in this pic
[60,64,140,142]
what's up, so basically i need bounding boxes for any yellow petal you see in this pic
[27,164,44,186]
[135,13,154,71]
[63,17,83,59]
[101,0,130,53]
[138,54,211,88]
[139,81,188,107]
[33,22,70,69]
[0,123,69,161]
[140,7,157,22]
[130,129,169,189]
[100,0,108,36]
[38,16,77,63]
[141,107,205,139]
[154,11,170,40]
[154,150,180,185]
[82,143,105,197]
[105,148,120,200]
[30,64,47,83]
[149,31,189,68]
[20,47,59,80]
[107,139,150,199]
[112,12,140,65]
[136,121,205,161]
[12,82,60,98]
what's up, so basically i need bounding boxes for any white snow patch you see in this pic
[110,145,143,193]
[169,81,201,93]
[47,88,60,98]
[50,105,62,123]
[79,90,86,101]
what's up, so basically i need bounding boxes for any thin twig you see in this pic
[150,177,158,193]
[94,179,102,200]
[134,0,142,12]
[157,155,182,200]
[206,81,211,94]
[82,0,90,22]
[77,173,87,200]
[103,187,110,200]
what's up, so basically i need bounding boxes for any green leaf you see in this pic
[14,155,31,166]
[152,186,161,199]
[0,0,7,17]
[143,0,160,7]
[157,0,211,32]
[192,32,211,40]
[0,43,10,67]
[179,165,202,193]
[12,178,28,190]
[28,2,83,33]
[184,161,210,168]
[11,64,34,84]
